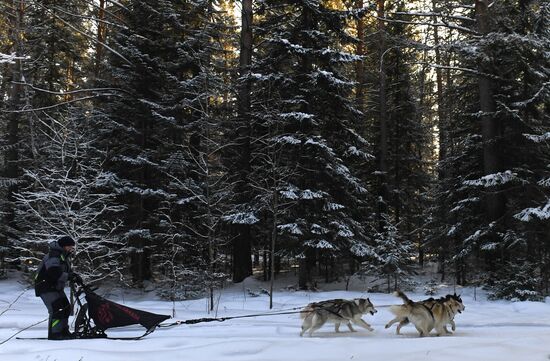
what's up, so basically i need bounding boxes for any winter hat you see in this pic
[58,236,76,247]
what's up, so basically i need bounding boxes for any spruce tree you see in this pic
[249,0,374,289]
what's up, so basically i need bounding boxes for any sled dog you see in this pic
[300,298,377,337]
[385,291,435,337]
[385,292,465,336]
[430,293,465,335]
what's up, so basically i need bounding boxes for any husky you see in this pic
[396,293,465,335]
[431,294,465,335]
[386,292,465,337]
[300,298,377,337]
[385,291,435,337]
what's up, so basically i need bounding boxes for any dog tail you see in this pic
[393,290,412,304]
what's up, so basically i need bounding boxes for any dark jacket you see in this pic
[35,241,72,296]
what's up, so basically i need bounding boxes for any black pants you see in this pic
[39,291,70,338]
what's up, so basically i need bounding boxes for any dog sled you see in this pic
[71,281,171,340]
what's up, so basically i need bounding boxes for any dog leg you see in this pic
[352,318,374,332]
[385,317,401,329]
[308,323,324,337]
[335,322,340,333]
[414,325,427,337]
[300,314,314,337]
[396,318,409,335]
[346,322,356,332]
[450,320,456,332]
[307,314,324,337]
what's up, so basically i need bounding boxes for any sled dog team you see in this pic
[300,291,465,337]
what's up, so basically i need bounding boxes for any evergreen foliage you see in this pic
[0,0,547,300]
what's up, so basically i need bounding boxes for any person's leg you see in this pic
[40,291,71,339]
[39,292,60,339]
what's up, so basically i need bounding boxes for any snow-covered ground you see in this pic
[1,275,550,361]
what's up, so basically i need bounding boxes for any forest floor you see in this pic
[1,271,550,361]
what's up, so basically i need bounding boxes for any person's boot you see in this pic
[47,316,53,340]
[48,318,61,340]
[49,332,64,340]
[61,327,76,339]
[48,323,75,340]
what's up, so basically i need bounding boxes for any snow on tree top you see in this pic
[312,70,355,87]
[275,135,301,145]
[523,133,550,143]
[280,112,314,122]
[277,223,303,235]
[515,200,550,222]
[304,239,336,250]
[0,53,17,64]
[300,189,325,200]
[463,170,523,187]
[311,224,329,235]
[222,212,259,225]
[323,202,345,211]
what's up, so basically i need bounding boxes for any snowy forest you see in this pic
[0,0,548,302]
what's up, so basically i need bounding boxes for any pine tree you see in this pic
[100,1,237,290]
[364,214,415,292]
[249,0,374,289]
[434,0,550,296]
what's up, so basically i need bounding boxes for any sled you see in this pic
[72,281,170,340]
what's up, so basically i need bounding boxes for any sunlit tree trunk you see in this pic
[233,0,253,283]
[4,0,25,231]
[354,0,365,113]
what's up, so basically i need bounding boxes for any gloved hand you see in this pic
[68,272,83,284]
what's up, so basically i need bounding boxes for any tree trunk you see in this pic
[394,52,401,224]
[4,0,25,233]
[299,248,315,290]
[377,0,389,231]
[476,0,505,222]
[354,0,365,113]
[94,0,108,77]
[433,0,447,181]
[269,187,278,309]
[232,0,253,283]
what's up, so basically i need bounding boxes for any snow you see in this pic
[2,276,550,361]
[0,53,17,64]
[463,170,522,187]
[222,212,260,225]
[277,223,303,235]
[524,132,550,143]
[515,200,550,221]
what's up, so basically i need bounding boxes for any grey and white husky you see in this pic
[385,291,465,337]
[300,298,377,337]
